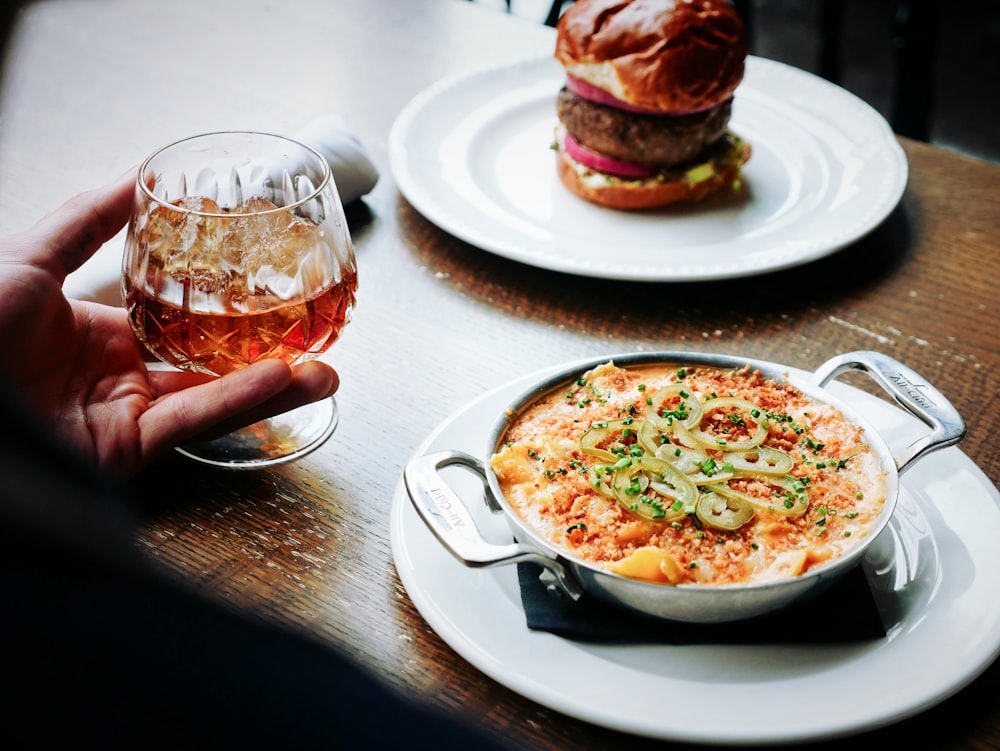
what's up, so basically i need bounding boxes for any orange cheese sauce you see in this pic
[490,361,887,586]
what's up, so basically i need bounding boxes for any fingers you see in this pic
[195,361,339,442]
[25,169,137,280]
[248,361,338,420]
[139,359,339,461]
[139,359,292,458]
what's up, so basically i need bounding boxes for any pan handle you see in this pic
[813,351,966,475]
[402,449,583,600]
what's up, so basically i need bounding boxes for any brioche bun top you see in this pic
[555,0,749,113]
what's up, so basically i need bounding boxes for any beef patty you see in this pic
[556,88,733,168]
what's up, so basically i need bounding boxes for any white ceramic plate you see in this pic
[390,361,1000,745]
[388,55,907,281]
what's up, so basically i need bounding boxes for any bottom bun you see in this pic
[555,132,751,211]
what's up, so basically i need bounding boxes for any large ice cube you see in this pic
[229,196,320,298]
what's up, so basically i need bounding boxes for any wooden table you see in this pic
[1,1,997,749]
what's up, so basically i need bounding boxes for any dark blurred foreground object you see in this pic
[0,377,507,749]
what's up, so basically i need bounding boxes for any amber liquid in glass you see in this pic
[126,270,356,376]
[125,194,356,376]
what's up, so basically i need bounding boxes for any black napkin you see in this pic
[518,562,886,644]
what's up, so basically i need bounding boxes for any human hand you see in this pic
[0,171,339,477]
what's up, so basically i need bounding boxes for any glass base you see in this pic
[174,396,339,469]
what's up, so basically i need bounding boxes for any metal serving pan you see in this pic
[404,351,965,624]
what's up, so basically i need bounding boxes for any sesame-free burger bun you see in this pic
[555,0,749,114]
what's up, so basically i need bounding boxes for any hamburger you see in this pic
[553,0,751,210]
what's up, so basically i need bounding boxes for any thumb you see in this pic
[137,359,294,461]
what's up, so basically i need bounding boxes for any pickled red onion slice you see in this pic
[562,132,655,178]
[565,74,713,116]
